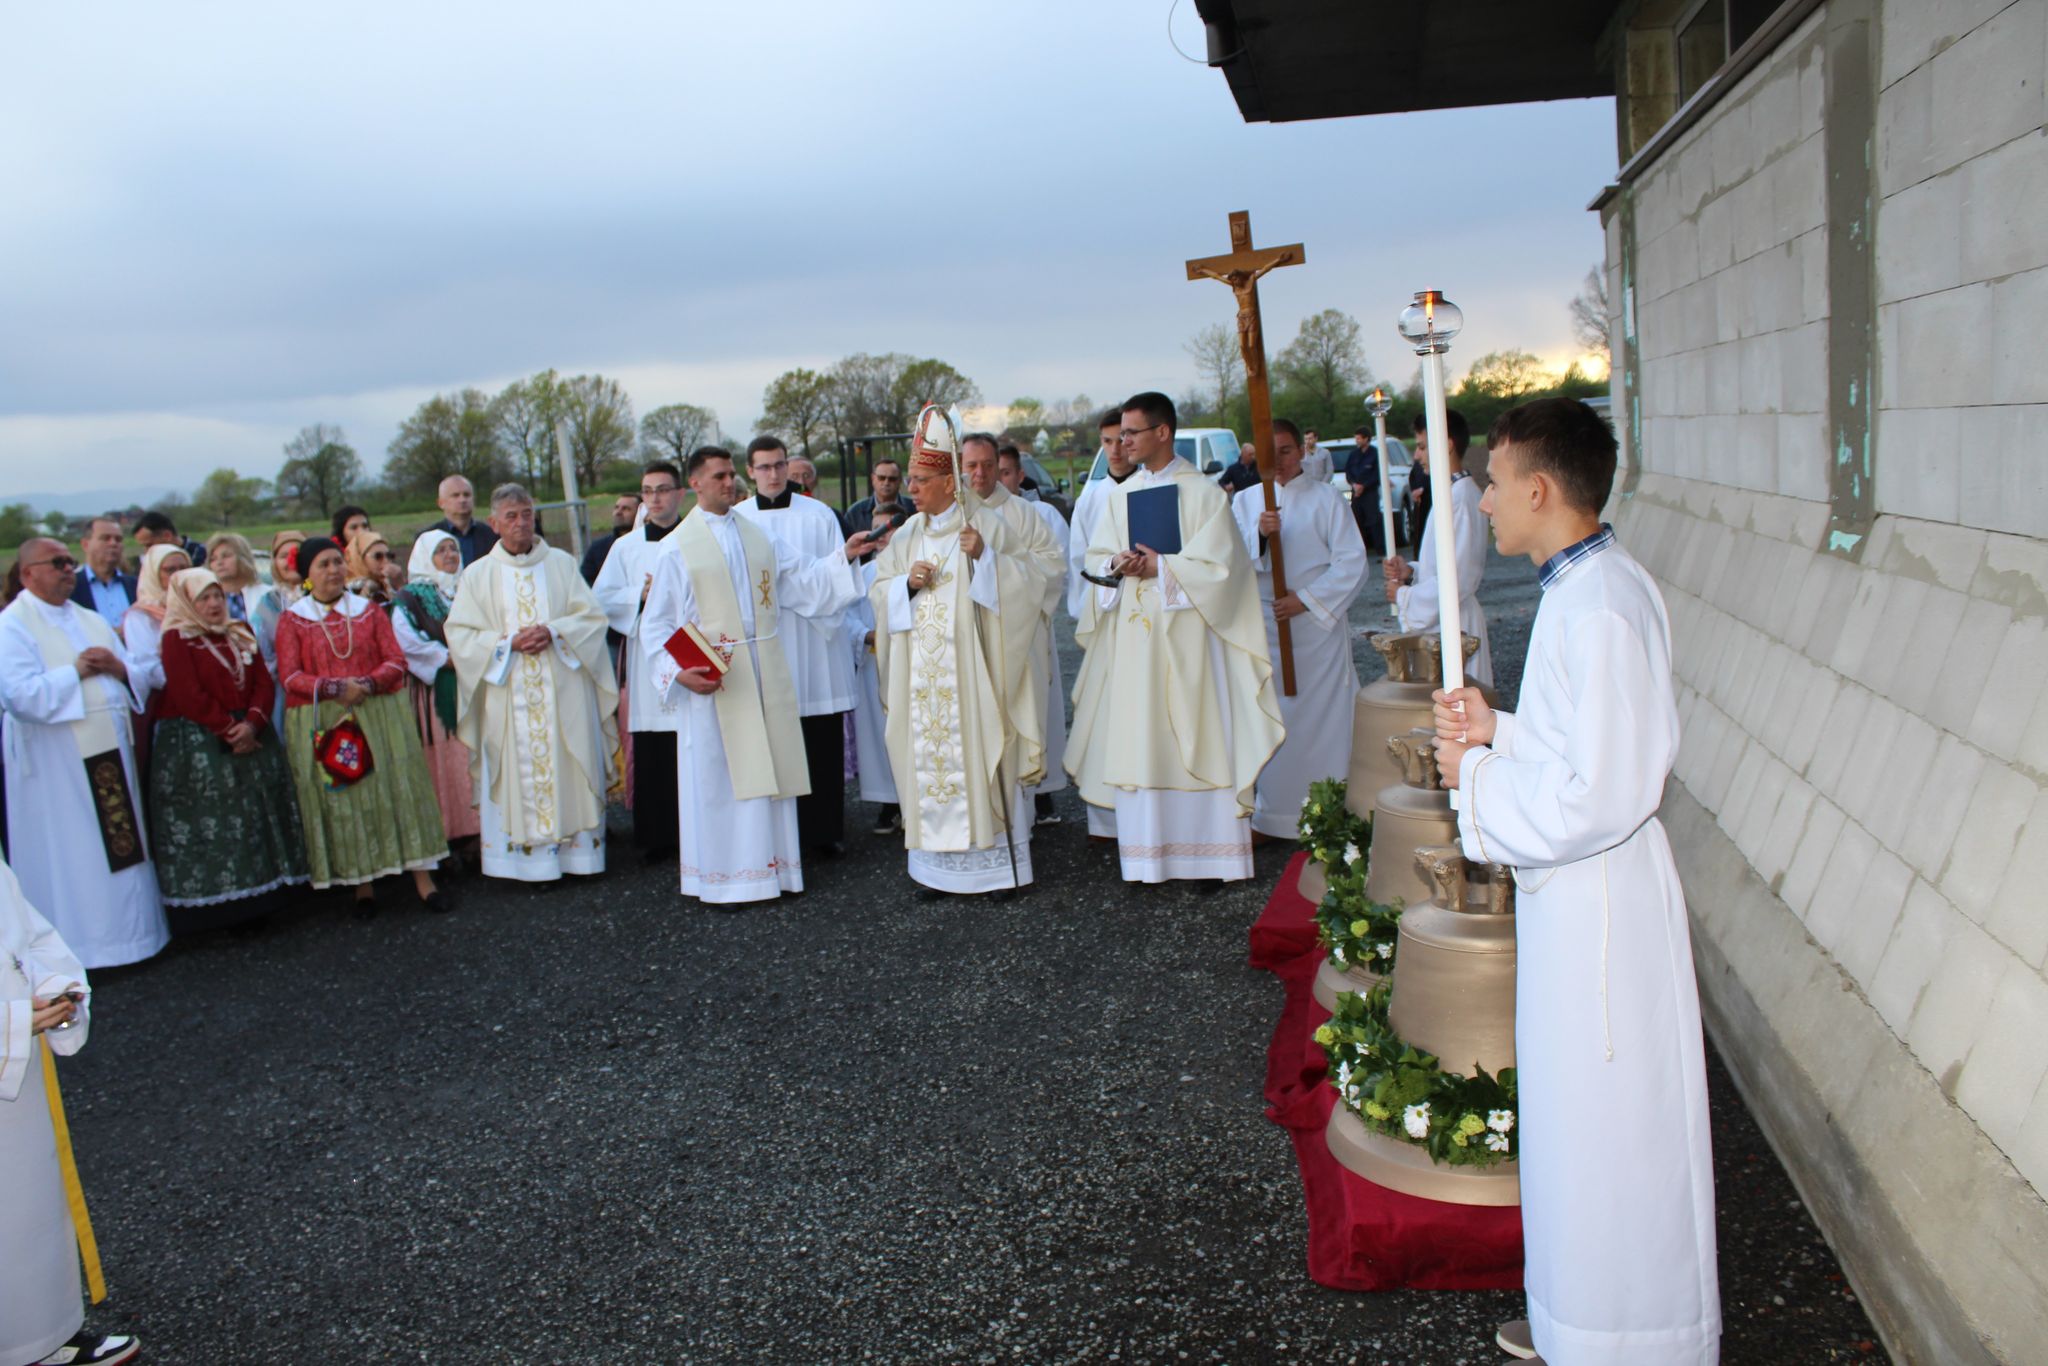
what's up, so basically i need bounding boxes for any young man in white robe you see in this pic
[1065,393,1285,884]
[641,448,877,905]
[2,857,142,1366]
[447,484,621,884]
[870,410,1045,897]
[996,443,1073,826]
[734,436,858,859]
[0,540,167,969]
[1065,410,1137,844]
[1230,419,1367,840]
[592,460,687,862]
[846,508,906,836]
[1433,398,1718,1366]
[1384,407,1493,686]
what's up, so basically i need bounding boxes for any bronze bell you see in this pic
[1366,729,1459,910]
[1386,846,1518,1079]
[1349,631,1487,822]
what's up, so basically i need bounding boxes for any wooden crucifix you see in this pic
[1186,210,1305,695]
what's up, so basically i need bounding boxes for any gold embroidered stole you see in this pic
[677,513,807,801]
[906,518,974,851]
[12,603,144,872]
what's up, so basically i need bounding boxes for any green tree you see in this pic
[1275,308,1373,431]
[824,353,902,437]
[0,504,40,549]
[492,370,565,486]
[385,389,507,499]
[1007,396,1045,426]
[191,467,269,527]
[758,366,836,461]
[1183,323,1242,424]
[889,358,979,431]
[274,423,361,518]
[640,403,719,464]
[1458,349,1548,404]
[557,374,637,489]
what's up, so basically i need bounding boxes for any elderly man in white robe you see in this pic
[995,443,1073,826]
[1066,393,1284,884]
[1231,418,1367,841]
[734,435,858,858]
[592,460,687,862]
[871,410,1045,896]
[642,448,877,905]
[1434,399,1718,1366]
[1385,409,1493,687]
[0,540,167,969]
[447,484,621,883]
[2,857,142,1366]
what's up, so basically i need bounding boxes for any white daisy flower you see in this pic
[1485,1132,1510,1154]
[1342,841,1360,866]
[1403,1103,1430,1139]
[1487,1110,1514,1133]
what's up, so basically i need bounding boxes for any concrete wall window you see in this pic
[1676,0,1728,102]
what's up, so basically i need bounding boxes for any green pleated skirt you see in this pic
[148,716,310,925]
[285,692,449,888]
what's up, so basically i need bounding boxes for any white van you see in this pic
[1080,426,1243,485]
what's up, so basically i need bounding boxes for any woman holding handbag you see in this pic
[147,568,309,933]
[274,536,451,916]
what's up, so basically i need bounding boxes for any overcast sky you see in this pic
[0,1,1617,502]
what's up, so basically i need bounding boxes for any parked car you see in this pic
[1077,427,1245,487]
[1316,436,1412,509]
[1017,453,1074,521]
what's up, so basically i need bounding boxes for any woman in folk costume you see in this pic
[202,532,264,623]
[1,855,143,1366]
[343,530,401,605]
[389,531,479,850]
[274,536,450,916]
[146,568,309,934]
[119,542,191,711]
[250,530,306,733]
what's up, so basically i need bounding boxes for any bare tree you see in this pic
[556,374,638,489]
[1184,323,1242,420]
[1570,266,1611,358]
[641,403,719,463]
[275,423,361,518]
[492,370,565,485]
[758,367,836,461]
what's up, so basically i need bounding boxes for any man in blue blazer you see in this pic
[68,516,140,628]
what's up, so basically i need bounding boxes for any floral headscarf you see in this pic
[163,567,259,655]
[134,543,193,622]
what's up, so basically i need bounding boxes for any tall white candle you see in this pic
[1420,350,1463,697]
[1370,391,1398,621]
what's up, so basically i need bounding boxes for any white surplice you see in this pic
[1019,494,1071,796]
[0,857,92,1364]
[118,606,164,710]
[1065,467,1129,622]
[1454,540,1718,1366]
[1231,476,1367,837]
[1397,471,1493,687]
[846,561,896,804]
[592,519,684,736]
[0,597,167,968]
[733,495,855,715]
[641,509,860,904]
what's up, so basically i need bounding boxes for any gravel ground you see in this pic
[59,542,1883,1364]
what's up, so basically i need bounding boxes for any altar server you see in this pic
[1433,398,1717,1366]
[592,461,687,859]
[0,540,167,967]
[1385,408,1492,687]
[1231,418,1366,839]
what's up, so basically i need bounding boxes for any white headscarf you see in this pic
[406,530,461,600]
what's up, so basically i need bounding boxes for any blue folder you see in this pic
[1126,485,1182,555]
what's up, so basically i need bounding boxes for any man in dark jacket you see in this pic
[69,516,140,625]
[1343,426,1387,557]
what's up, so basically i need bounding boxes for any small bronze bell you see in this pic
[1366,729,1460,910]
[1347,631,1484,821]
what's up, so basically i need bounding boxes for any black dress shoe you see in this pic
[419,888,454,913]
[812,840,846,860]
[349,889,379,920]
[641,844,678,866]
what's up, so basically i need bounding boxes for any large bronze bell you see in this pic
[1347,632,1481,821]
[1325,845,1520,1207]
[1366,730,1459,910]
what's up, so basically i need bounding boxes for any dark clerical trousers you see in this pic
[796,711,848,850]
[632,731,678,852]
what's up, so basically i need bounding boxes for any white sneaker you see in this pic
[1495,1319,1538,1360]
[39,1333,141,1366]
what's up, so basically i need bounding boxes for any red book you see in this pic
[663,622,733,676]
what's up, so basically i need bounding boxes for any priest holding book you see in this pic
[640,447,877,905]
[1066,393,1284,884]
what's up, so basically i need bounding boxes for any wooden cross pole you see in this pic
[1187,210,1305,696]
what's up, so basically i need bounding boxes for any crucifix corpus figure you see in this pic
[1186,210,1305,694]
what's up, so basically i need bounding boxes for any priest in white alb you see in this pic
[1065,409,1138,845]
[995,442,1073,825]
[641,447,877,905]
[1434,399,1717,1366]
[1065,393,1284,883]
[871,411,1044,896]
[1385,407,1492,686]
[0,539,167,968]
[447,484,620,883]
[592,459,687,861]
[1230,418,1367,839]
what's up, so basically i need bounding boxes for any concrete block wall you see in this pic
[1606,3,2048,1359]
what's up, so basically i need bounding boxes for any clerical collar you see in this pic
[756,490,794,511]
[644,517,678,542]
[927,503,965,534]
[1538,523,1615,590]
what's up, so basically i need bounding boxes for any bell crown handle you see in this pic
[1388,728,1440,788]
[1417,631,1482,686]
[1414,845,1467,909]
[1369,631,1416,683]
[1482,865,1516,916]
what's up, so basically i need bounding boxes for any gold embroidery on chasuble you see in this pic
[757,569,774,609]
[907,532,971,850]
[507,566,559,847]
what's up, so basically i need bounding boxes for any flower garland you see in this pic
[1299,780,1519,1168]
[1316,984,1518,1168]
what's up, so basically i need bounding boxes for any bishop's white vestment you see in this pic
[641,507,861,904]
[1066,457,1285,882]
[448,540,620,882]
[1454,537,1718,1366]
[984,487,1070,797]
[1,857,93,1364]
[0,596,167,968]
[870,501,1044,894]
[1397,471,1493,687]
[1231,475,1367,837]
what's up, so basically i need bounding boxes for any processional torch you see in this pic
[1369,384,1398,621]
[1397,290,1466,806]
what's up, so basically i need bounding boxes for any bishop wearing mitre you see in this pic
[1066,392,1284,884]
[640,447,877,905]
[447,484,621,883]
[870,409,1044,896]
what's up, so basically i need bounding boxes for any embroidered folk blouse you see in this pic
[274,596,408,707]
[157,629,275,738]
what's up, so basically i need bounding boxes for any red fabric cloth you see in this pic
[157,629,275,738]
[1252,850,1525,1291]
[274,603,407,706]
